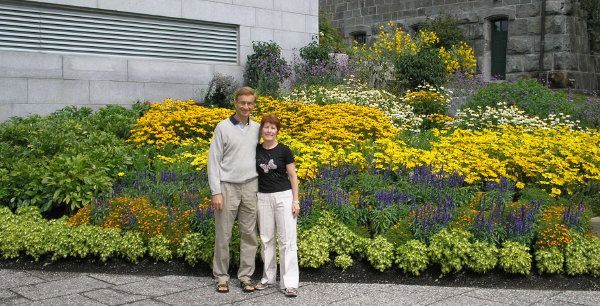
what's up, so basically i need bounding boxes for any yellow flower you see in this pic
[117,172,125,177]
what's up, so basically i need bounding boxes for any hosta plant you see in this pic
[535,247,564,274]
[148,235,173,262]
[428,229,473,275]
[466,241,498,273]
[366,235,395,272]
[565,231,591,276]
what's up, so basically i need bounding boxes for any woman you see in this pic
[254,114,300,297]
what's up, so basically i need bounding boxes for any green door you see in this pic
[491,19,508,80]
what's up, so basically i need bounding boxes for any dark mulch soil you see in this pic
[1,257,598,291]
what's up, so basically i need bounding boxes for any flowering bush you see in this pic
[291,40,348,87]
[244,41,291,98]
[399,83,452,116]
[448,102,582,131]
[283,82,422,131]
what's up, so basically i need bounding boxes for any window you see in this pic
[0,1,238,63]
[491,19,508,80]
[352,31,367,45]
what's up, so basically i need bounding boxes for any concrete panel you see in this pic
[0,51,62,79]
[233,0,273,9]
[256,9,282,29]
[309,0,318,16]
[24,0,98,7]
[0,104,14,122]
[239,26,252,47]
[281,12,306,32]
[213,64,244,81]
[98,0,182,18]
[63,55,127,81]
[239,45,254,66]
[0,78,28,104]
[274,0,310,14]
[11,103,71,119]
[273,30,312,51]
[306,14,319,35]
[127,60,213,84]
[28,79,90,104]
[250,27,275,44]
[182,0,256,26]
[90,81,144,104]
[143,83,201,102]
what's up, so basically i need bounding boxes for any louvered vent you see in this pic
[0,1,238,63]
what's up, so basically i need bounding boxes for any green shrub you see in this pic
[588,236,600,277]
[421,15,466,49]
[535,247,564,274]
[396,239,430,275]
[395,49,447,91]
[298,225,331,268]
[148,235,173,262]
[244,41,291,98]
[334,253,354,271]
[499,241,532,274]
[204,73,239,108]
[466,241,498,273]
[462,78,571,118]
[86,227,122,262]
[120,231,147,264]
[366,235,395,272]
[565,231,591,275]
[428,229,473,275]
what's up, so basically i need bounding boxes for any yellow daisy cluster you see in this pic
[128,99,233,146]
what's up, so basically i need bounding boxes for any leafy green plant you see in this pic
[120,231,147,264]
[395,49,447,91]
[298,225,331,268]
[148,235,174,262]
[204,73,240,108]
[421,15,466,49]
[498,241,532,275]
[565,231,592,275]
[395,239,430,275]
[428,229,473,275]
[466,241,498,273]
[366,235,395,272]
[334,253,354,271]
[177,233,205,267]
[535,247,564,274]
[462,78,571,118]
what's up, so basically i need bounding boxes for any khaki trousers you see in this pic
[257,190,299,290]
[212,178,258,282]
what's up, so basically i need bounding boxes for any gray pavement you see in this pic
[1,268,600,305]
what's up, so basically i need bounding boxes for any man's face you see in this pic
[234,94,256,118]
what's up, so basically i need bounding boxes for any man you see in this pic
[207,86,260,293]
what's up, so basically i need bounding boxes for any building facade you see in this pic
[0,0,318,121]
[320,0,600,91]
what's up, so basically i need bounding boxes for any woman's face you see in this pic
[261,122,278,142]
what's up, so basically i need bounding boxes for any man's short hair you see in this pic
[234,86,256,102]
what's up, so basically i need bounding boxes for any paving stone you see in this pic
[428,294,506,306]
[0,289,17,299]
[0,271,45,289]
[113,278,185,297]
[11,275,111,300]
[383,285,474,305]
[230,283,370,306]
[155,275,213,289]
[28,293,104,306]
[82,288,147,305]
[550,291,600,306]
[26,270,82,281]
[88,273,149,285]
[465,288,558,304]
[125,299,170,306]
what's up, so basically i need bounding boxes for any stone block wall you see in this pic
[0,0,319,121]
[321,0,599,91]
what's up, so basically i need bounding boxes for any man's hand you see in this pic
[212,194,224,211]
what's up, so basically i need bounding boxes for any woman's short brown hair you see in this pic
[260,114,281,131]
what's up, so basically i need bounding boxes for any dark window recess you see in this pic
[352,32,367,45]
[491,19,508,80]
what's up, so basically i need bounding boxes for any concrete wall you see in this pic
[320,0,599,91]
[0,0,319,121]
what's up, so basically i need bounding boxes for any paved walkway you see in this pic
[1,268,600,305]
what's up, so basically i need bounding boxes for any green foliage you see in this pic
[148,235,174,262]
[366,235,395,272]
[428,229,473,275]
[176,233,205,267]
[395,239,430,275]
[462,79,571,118]
[86,227,122,262]
[298,225,331,268]
[244,41,291,98]
[120,231,147,264]
[395,49,447,91]
[421,15,466,49]
[565,231,592,275]
[466,241,498,273]
[334,253,354,271]
[499,241,532,275]
[588,236,600,277]
[535,247,564,274]
[318,11,349,53]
